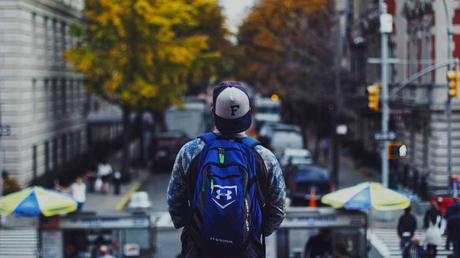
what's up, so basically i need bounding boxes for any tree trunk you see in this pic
[153,111,165,133]
[122,107,131,180]
[137,111,146,166]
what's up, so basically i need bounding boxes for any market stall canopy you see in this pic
[0,186,77,217]
[321,182,411,211]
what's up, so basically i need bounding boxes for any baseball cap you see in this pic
[213,81,252,134]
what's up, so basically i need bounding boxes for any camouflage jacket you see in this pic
[167,135,286,236]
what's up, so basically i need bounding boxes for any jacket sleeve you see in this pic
[167,145,190,229]
[397,217,402,237]
[256,146,286,236]
[412,215,418,233]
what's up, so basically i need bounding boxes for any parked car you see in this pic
[128,191,152,209]
[280,148,313,168]
[270,125,304,157]
[152,131,189,169]
[286,165,335,207]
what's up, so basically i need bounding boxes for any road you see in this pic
[141,171,181,258]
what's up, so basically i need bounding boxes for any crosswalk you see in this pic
[372,228,453,258]
[0,228,38,258]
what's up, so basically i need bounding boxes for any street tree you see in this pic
[237,0,336,156]
[65,0,221,175]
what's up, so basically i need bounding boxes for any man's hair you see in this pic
[404,206,411,213]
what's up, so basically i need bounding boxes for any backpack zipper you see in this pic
[218,148,225,164]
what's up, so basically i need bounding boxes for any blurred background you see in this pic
[0,0,460,257]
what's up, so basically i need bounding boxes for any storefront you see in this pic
[39,212,155,258]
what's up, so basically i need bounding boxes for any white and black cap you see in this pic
[213,81,252,134]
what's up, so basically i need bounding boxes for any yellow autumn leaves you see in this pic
[65,0,223,111]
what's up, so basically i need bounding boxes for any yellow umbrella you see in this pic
[0,186,77,217]
[321,182,411,211]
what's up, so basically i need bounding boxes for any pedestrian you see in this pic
[402,236,424,258]
[319,138,329,163]
[398,206,418,251]
[97,161,112,194]
[70,176,87,212]
[303,228,332,258]
[1,170,20,196]
[85,165,97,193]
[446,197,460,220]
[446,205,460,257]
[112,170,122,195]
[98,245,115,258]
[424,200,443,257]
[445,197,460,251]
[167,81,286,258]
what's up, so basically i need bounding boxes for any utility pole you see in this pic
[379,1,392,187]
[442,0,454,194]
[331,0,345,187]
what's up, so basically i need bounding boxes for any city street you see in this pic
[2,0,460,257]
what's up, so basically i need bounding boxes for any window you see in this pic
[61,134,67,163]
[44,16,49,66]
[61,78,66,114]
[32,79,37,120]
[61,22,66,68]
[51,79,57,116]
[52,138,58,169]
[44,79,49,117]
[52,19,58,66]
[75,131,81,155]
[44,141,50,173]
[32,145,37,180]
[31,13,36,54]
[69,79,74,112]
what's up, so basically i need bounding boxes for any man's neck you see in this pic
[213,129,246,137]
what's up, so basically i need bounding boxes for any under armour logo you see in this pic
[215,189,233,201]
[230,105,240,116]
[211,185,237,209]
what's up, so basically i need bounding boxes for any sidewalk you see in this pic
[84,142,149,213]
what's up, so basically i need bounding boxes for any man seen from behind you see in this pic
[167,81,286,258]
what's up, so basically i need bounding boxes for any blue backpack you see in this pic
[189,132,265,253]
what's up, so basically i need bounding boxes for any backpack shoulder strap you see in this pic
[240,136,260,149]
[199,132,217,144]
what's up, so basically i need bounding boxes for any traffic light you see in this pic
[271,93,280,102]
[367,83,381,111]
[446,70,460,97]
[387,141,407,160]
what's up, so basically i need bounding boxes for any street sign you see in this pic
[336,124,348,135]
[380,13,393,33]
[0,125,10,136]
[374,132,396,141]
[367,58,400,64]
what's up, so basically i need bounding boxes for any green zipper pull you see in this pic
[218,148,225,164]
[211,178,214,191]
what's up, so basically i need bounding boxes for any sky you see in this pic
[218,0,256,34]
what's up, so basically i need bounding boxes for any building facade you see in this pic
[345,0,460,196]
[0,0,87,185]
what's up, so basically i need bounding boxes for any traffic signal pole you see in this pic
[443,0,454,194]
[379,1,390,187]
